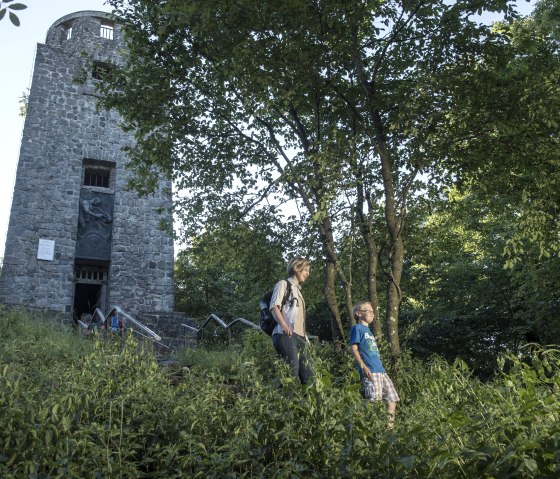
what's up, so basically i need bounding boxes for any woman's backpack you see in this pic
[259,281,292,335]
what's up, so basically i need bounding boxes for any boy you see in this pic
[350,302,399,428]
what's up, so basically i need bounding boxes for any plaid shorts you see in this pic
[363,373,400,403]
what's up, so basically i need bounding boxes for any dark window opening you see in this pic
[63,20,73,40]
[84,167,110,188]
[92,61,114,81]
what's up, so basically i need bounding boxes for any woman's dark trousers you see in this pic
[272,333,313,385]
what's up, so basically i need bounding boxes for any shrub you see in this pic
[1,310,559,477]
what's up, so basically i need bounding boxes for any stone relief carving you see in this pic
[78,196,112,237]
[76,192,114,260]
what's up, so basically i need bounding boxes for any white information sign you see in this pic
[37,239,55,261]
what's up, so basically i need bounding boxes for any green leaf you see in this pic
[9,11,19,26]
[447,410,470,427]
[395,455,417,470]
[523,457,538,472]
[8,3,26,10]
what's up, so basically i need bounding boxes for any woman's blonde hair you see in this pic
[287,257,311,277]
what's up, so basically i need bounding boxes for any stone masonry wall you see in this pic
[0,12,174,316]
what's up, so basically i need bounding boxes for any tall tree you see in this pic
[402,181,560,375]
[429,0,560,266]
[402,188,522,375]
[99,0,521,353]
[399,0,560,370]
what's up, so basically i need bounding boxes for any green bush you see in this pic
[1,309,559,477]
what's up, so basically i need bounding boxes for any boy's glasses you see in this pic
[360,309,374,314]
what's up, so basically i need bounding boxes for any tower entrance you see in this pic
[73,263,108,322]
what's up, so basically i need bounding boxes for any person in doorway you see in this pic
[350,302,399,428]
[270,257,313,385]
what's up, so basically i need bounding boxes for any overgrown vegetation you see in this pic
[1,309,559,478]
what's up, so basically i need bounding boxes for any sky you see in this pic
[0,0,537,261]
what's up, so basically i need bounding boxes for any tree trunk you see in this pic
[385,235,403,356]
[355,171,382,338]
[324,259,342,341]
[284,118,353,340]
[350,24,403,356]
[317,215,350,340]
[377,140,402,357]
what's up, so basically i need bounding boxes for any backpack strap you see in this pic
[281,280,292,308]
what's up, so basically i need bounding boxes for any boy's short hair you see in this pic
[287,257,311,277]
[353,301,373,319]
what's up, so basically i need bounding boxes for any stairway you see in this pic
[77,306,263,355]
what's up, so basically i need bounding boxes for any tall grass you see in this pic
[0,308,559,478]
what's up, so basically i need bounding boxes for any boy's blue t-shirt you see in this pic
[350,324,385,378]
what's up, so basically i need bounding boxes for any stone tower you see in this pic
[0,11,175,321]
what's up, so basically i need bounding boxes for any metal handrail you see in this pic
[181,323,199,333]
[180,314,261,347]
[106,305,161,341]
[77,319,89,330]
[227,317,262,330]
[181,314,262,341]
[199,313,228,330]
[76,307,106,332]
[91,308,106,327]
[180,315,260,335]
[128,326,171,351]
[180,315,317,337]
[179,314,317,346]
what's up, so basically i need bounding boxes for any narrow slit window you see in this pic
[64,20,73,40]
